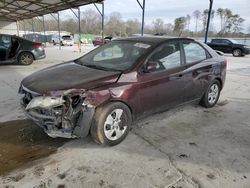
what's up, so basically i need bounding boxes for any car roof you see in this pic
[114,36,194,44]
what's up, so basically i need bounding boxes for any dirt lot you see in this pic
[0,45,250,188]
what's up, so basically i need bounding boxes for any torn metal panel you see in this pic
[19,87,95,138]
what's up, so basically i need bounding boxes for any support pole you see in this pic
[70,7,82,52]
[78,7,81,52]
[16,21,20,36]
[101,2,104,43]
[57,12,61,50]
[42,16,46,47]
[23,21,26,35]
[136,0,146,36]
[94,2,105,43]
[205,0,213,43]
[32,18,35,34]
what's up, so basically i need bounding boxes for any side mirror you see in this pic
[145,61,158,73]
[215,50,224,56]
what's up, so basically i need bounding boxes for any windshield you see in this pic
[228,39,239,44]
[76,41,151,71]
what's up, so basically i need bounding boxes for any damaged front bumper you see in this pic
[19,86,95,138]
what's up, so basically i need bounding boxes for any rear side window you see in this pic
[0,35,11,47]
[183,41,207,64]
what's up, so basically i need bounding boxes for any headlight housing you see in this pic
[26,96,65,110]
[244,45,250,49]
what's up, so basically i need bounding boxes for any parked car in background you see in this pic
[52,35,74,46]
[0,34,45,65]
[19,37,226,146]
[92,36,112,46]
[207,38,250,57]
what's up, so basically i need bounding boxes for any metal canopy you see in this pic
[0,0,103,21]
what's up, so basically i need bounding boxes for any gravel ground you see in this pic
[0,44,249,188]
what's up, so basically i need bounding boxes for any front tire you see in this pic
[200,80,221,108]
[18,52,34,65]
[91,102,132,146]
[232,49,242,57]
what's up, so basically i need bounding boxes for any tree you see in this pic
[152,18,165,34]
[202,9,209,32]
[81,9,101,35]
[174,17,186,36]
[216,8,245,36]
[125,19,140,36]
[217,8,224,32]
[186,14,191,31]
[231,14,245,35]
[106,12,125,36]
[193,10,201,33]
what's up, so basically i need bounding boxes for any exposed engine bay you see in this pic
[19,86,95,138]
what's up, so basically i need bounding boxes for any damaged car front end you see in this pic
[19,86,95,138]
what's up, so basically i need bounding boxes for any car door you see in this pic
[217,39,232,53]
[137,41,187,116]
[181,40,213,101]
[0,35,12,61]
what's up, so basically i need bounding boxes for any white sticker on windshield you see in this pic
[134,43,151,49]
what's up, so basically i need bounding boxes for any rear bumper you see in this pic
[32,48,46,60]
[36,54,46,60]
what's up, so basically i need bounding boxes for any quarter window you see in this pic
[183,42,207,64]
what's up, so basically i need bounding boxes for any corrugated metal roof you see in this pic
[0,0,103,21]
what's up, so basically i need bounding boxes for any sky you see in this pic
[78,0,250,33]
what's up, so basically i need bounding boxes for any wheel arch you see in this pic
[214,77,223,89]
[96,99,134,120]
[18,51,35,60]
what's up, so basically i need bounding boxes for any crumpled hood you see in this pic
[21,62,121,94]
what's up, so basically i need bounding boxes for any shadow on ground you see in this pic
[0,119,68,175]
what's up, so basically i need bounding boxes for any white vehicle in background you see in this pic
[51,35,74,46]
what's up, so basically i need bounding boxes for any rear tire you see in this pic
[232,49,242,57]
[200,80,221,108]
[18,52,34,65]
[91,102,132,146]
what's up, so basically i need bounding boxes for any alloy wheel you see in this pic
[208,84,219,105]
[104,109,127,141]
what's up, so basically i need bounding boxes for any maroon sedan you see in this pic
[19,37,226,146]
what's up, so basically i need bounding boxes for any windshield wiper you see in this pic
[84,64,121,72]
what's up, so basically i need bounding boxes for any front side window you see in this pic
[183,41,207,64]
[146,42,181,72]
[76,41,151,71]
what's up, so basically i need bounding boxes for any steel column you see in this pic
[136,0,146,36]
[102,2,104,43]
[16,21,20,36]
[205,0,213,43]
[42,16,46,46]
[78,7,81,44]
[32,18,34,34]
[94,2,104,43]
[57,12,61,50]
[23,21,26,35]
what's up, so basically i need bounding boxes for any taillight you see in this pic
[224,58,227,66]
[34,42,42,49]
